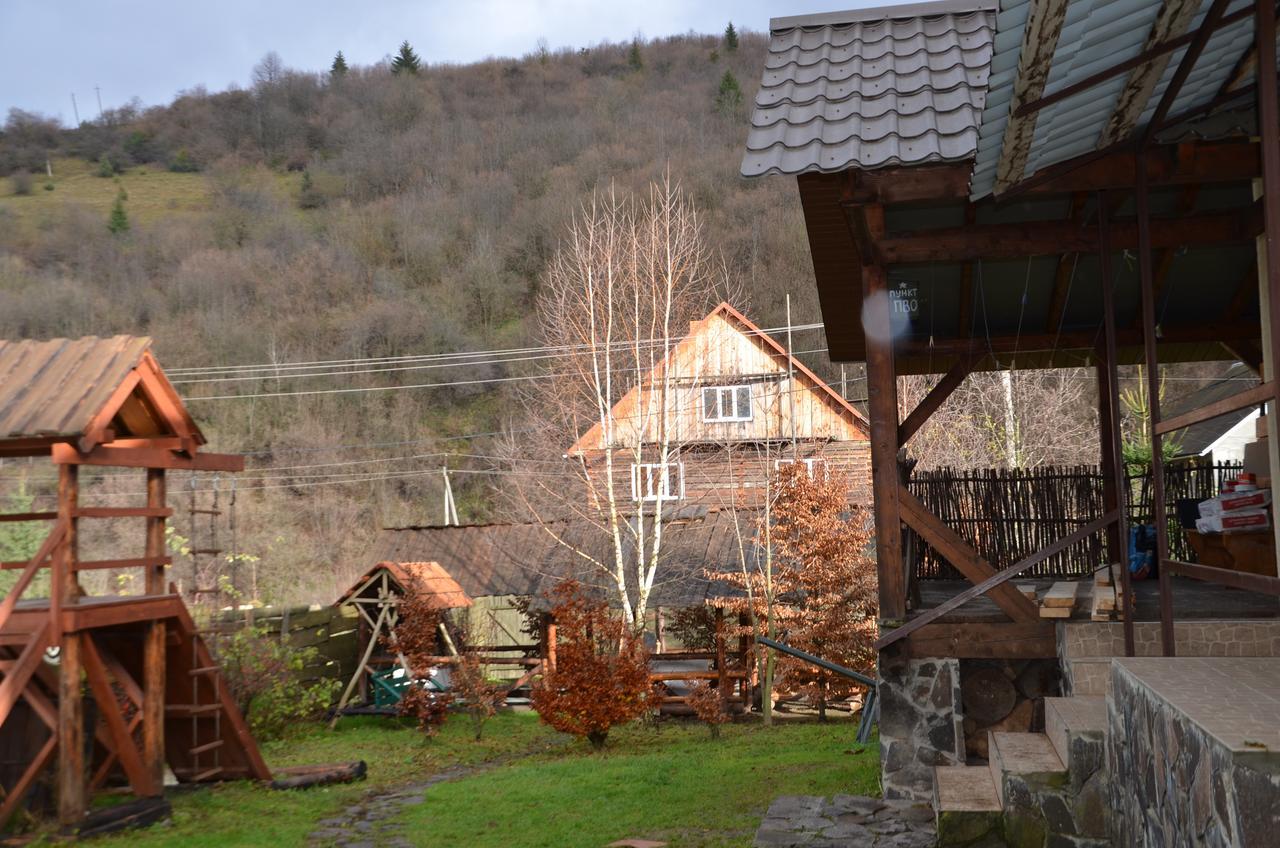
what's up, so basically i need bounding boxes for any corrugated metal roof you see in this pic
[0,335,152,441]
[741,0,997,177]
[972,0,1264,198]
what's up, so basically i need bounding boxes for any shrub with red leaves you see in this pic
[531,580,651,749]
[686,680,729,738]
[387,588,452,735]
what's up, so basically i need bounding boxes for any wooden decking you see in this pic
[914,576,1280,623]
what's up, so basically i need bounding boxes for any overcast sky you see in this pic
[1,0,861,123]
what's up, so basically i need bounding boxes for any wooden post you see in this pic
[1098,192,1136,658]
[1255,0,1280,570]
[1095,349,1122,565]
[1136,153,1176,657]
[56,463,84,825]
[860,204,906,621]
[714,608,728,699]
[143,467,166,788]
[545,619,557,673]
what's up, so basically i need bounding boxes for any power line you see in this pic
[166,322,827,380]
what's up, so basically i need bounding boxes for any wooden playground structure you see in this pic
[0,335,270,828]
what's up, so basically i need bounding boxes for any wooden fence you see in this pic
[909,458,1241,580]
[199,604,360,687]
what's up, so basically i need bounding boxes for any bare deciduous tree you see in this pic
[509,174,728,628]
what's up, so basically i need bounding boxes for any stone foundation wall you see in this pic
[878,648,964,802]
[1107,661,1280,847]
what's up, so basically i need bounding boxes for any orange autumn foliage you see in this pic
[531,581,652,749]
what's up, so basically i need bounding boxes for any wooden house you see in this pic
[565,302,871,508]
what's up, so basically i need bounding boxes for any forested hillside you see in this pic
[0,30,836,603]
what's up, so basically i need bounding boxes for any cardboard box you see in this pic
[1244,438,1270,478]
[1258,413,1270,440]
[1197,508,1270,533]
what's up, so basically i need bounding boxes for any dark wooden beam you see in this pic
[1098,191,1137,656]
[958,204,976,335]
[903,621,1058,659]
[881,206,1259,264]
[861,204,907,622]
[896,486,1041,623]
[1155,381,1273,435]
[51,444,244,472]
[1136,152,1177,658]
[836,164,973,206]
[82,636,155,797]
[898,353,977,446]
[895,323,1257,357]
[821,141,1263,208]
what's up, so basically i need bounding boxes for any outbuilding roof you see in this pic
[741,0,996,177]
[336,561,472,609]
[371,506,765,608]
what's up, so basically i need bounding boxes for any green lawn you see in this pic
[397,720,878,848]
[0,157,303,233]
[76,713,876,848]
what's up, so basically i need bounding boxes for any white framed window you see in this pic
[630,462,685,502]
[701,385,752,422]
[775,457,827,478]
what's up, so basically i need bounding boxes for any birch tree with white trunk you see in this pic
[510,175,728,629]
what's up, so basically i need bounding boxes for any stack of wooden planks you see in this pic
[1026,569,1123,620]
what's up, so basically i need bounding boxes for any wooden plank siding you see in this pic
[568,305,867,452]
[579,440,872,510]
[568,304,870,510]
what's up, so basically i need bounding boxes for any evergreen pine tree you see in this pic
[628,38,643,71]
[724,22,739,52]
[391,41,421,75]
[107,187,129,234]
[331,51,349,78]
[715,70,743,115]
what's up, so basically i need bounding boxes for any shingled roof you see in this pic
[741,0,997,177]
[0,335,204,452]
[336,561,472,609]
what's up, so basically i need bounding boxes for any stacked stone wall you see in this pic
[878,648,965,802]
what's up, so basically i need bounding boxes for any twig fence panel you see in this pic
[199,604,360,686]
[909,458,1240,580]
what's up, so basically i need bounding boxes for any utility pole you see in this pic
[441,467,459,525]
[786,293,798,457]
[94,86,103,118]
[69,93,80,126]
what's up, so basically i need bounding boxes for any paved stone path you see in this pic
[753,794,936,848]
[306,765,472,848]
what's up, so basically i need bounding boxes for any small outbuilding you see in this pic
[331,561,472,717]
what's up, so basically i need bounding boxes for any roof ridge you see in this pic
[771,1,997,32]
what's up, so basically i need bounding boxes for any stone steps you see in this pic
[934,700,1108,846]
[932,766,1001,846]
[1045,695,1106,772]
[987,731,1064,807]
